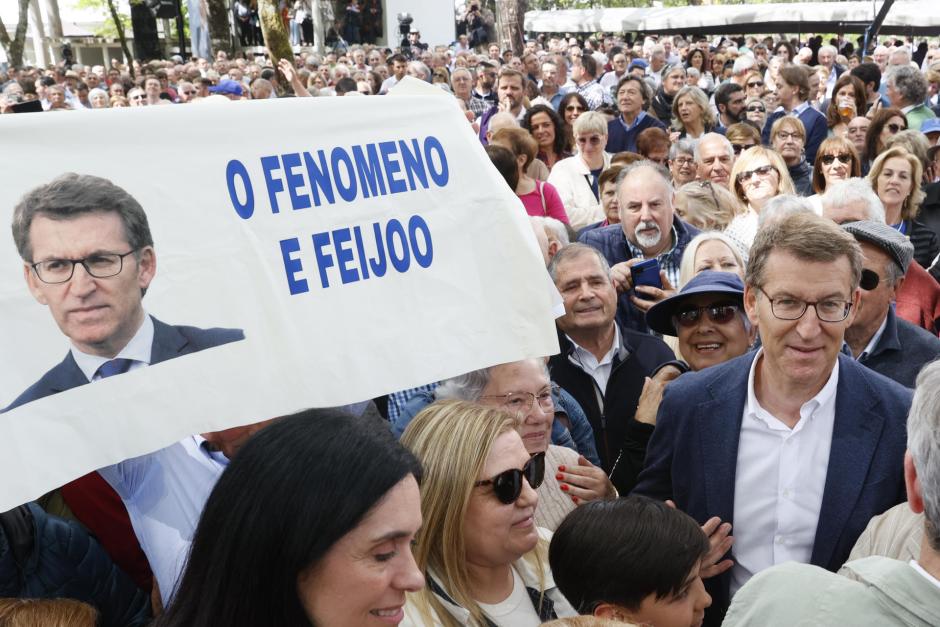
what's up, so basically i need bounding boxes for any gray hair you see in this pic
[434,359,551,402]
[885,130,930,171]
[908,359,940,551]
[616,160,674,195]
[757,194,815,228]
[821,178,886,223]
[818,44,837,58]
[547,242,612,282]
[12,173,153,262]
[669,138,697,160]
[572,110,608,137]
[693,133,734,162]
[732,54,756,75]
[541,216,570,246]
[888,66,928,105]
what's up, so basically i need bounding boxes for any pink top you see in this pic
[518,180,570,224]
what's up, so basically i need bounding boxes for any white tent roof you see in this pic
[525,1,940,36]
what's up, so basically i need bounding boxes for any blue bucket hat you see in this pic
[645,270,745,336]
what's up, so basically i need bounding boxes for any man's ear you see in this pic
[743,284,759,325]
[24,263,48,305]
[136,246,157,292]
[905,451,925,514]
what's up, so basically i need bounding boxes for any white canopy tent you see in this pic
[525,1,940,36]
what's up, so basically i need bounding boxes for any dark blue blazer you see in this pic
[761,105,827,165]
[5,317,244,411]
[606,113,666,154]
[633,351,911,620]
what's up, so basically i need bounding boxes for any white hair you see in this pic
[732,54,756,75]
[541,216,570,246]
[434,359,550,402]
[908,360,940,551]
[758,194,815,228]
[821,178,886,223]
[693,133,733,162]
[818,45,837,57]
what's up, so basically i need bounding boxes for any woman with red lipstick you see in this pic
[152,409,425,627]
[400,401,578,626]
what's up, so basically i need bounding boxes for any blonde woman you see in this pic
[868,146,938,267]
[401,400,577,626]
[675,181,741,232]
[725,146,796,253]
[678,231,746,287]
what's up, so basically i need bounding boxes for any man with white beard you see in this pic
[579,161,701,334]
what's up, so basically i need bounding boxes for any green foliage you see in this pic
[73,0,132,39]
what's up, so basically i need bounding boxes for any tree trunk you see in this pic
[42,0,64,39]
[206,0,233,57]
[258,0,292,67]
[495,0,525,55]
[106,0,134,75]
[28,0,50,67]
[0,0,31,68]
[311,0,325,54]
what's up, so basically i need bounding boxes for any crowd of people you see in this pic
[2,23,940,627]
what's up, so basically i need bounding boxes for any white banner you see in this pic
[0,93,558,510]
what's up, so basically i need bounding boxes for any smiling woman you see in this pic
[152,409,425,627]
[400,400,578,626]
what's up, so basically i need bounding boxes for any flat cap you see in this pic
[842,220,914,273]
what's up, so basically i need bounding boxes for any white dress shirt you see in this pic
[565,324,620,394]
[730,350,839,595]
[73,314,228,605]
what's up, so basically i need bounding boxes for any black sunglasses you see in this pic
[474,452,546,504]
[674,303,741,328]
[860,268,881,291]
[747,80,764,88]
[732,143,756,154]
[887,123,905,133]
[736,164,777,184]
[746,105,765,113]
[820,153,852,165]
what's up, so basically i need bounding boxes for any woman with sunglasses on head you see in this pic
[523,104,572,172]
[675,181,742,233]
[864,108,907,170]
[557,92,590,154]
[725,146,796,252]
[400,400,578,627]
[548,111,612,230]
[868,146,940,269]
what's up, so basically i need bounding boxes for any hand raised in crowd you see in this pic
[556,454,618,504]
[634,365,684,426]
[277,58,310,97]
[667,500,735,579]
[611,259,677,312]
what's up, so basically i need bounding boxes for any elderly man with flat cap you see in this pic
[843,221,940,388]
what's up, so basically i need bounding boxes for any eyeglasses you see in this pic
[746,80,764,88]
[31,250,137,284]
[757,287,852,322]
[736,164,777,184]
[860,268,881,291]
[474,452,546,504]
[130,94,144,100]
[577,135,603,146]
[672,156,695,166]
[820,153,852,166]
[673,303,741,328]
[746,105,765,113]
[775,131,802,141]
[565,105,585,112]
[887,123,904,134]
[731,143,756,155]
[481,383,557,416]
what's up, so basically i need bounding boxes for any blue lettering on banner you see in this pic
[226,159,255,219]
[279,215,435,296]
[226,136,450,218]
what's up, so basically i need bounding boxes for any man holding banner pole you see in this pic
[5,172,246,600]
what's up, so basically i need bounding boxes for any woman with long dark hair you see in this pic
[523,104,572,170]
[153,409,425,627]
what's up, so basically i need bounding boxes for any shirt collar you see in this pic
[619,110,647,132]
[626,222,679,262]
[565,324,620,366]
[900,103,916,114]
[72,314,154,382]
[792,100,810,115]
[859,313,890,361]
[745,348,840,429]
